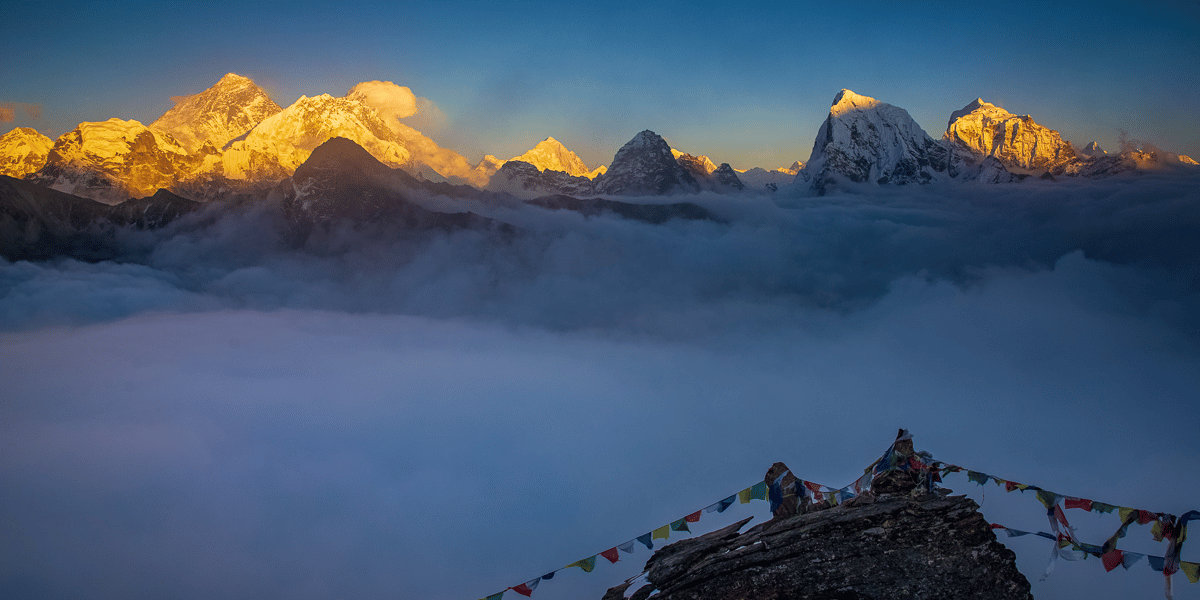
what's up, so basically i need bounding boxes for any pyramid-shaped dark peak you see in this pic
[594,130,699,196]
[294,137,391,179]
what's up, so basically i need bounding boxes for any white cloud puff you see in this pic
[345,80,419,127]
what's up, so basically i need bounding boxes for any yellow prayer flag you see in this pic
[652,524,671,541]
[738,487,752,504]
[1180,561,1199,584]
[1119,507,1135,523]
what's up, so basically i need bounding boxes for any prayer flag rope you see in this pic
[943,464,1198,599]
[473,468,875,600]
[475,436,1196,600]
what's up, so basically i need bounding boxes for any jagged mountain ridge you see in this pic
[5,76,1199,204]
[26,118,202,204]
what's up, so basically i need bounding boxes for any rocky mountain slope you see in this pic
[0,174,200,261]
[797,89,950,193]
[269,137,501,239]
[594,130,700,196]
[149,73,282,153]
[943,98,1078,174]
[673,151,744,193]
[486,160,596,199]
[26,118,202,204]
[0,127,53,178]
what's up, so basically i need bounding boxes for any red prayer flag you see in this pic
[511,584,534,597]
[804,481,822,493]
[600,547,620,564]
[1064,497,1093,511]
[1102,549,1125,572]
[685,510,701,523]
[990,523,1006,530]
[1005,481,1019,492]
[1054,505,1071,529]
[1138,510,1157,525]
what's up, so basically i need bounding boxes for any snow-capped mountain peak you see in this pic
[830,89,881,115]
[217,93,411,182]
[0,127,53,178]
[943,98,1076,173]
[1080,141,1107,158]
[509,136,592,177]
[798,89,947,193]
[150,72,282,153]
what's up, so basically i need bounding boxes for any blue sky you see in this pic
[3,0,1199,168]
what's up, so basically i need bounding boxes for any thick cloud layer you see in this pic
[2,174,1199,600]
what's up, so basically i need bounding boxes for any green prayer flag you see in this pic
[671,518,690,533]
[567,556,597,573]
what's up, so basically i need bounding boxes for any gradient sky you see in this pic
[3,0,1199,169]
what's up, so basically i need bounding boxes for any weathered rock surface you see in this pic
[606,438,1031,600]
[606,492,1032,600]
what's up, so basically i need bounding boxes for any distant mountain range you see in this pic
[2,74,1195,204]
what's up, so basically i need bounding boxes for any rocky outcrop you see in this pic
[797,90,949,194]
[604,434,1032,600]
[0,127,53,178]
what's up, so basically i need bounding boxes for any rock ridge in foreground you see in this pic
[604,454,1032,600]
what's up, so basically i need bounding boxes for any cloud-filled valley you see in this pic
[3,170,1199,600]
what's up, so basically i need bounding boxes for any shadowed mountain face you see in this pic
[595,130,700,196]
[0,175,201,261]
[270,137,508,242]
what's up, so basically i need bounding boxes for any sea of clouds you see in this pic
[2,173,1198,600]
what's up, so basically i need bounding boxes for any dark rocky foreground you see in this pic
[604,447,1032,600]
